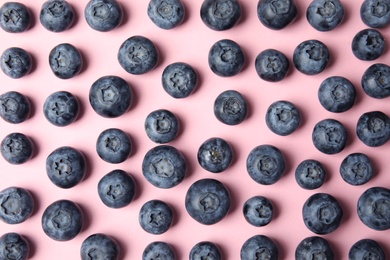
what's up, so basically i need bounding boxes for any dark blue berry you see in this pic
[340,153,374,186]
[356,111,390,147]
[1,132,34,165]
[295,159,326,190]
[208,39,245,77]
[293,39,330,75]
[46,146,86,189]
[148,0,185,30]
[1,47,32,79]
[40,0,75,32]
[189,241,222,260]
[0,187,34,225]
[257,0,297,30]
[139,199,174,235]
[306,0,344,31]
[360,0,390,28]
[349,239,385,260]
[240,235,279,260]
[162,62,198,99]
[142,241,175,260]
[49,43,83,79]
[361,63,390,99]
[200,0,241,31]
[145,109,180,144]
[84,0,123,32]
[295,236,334,260]
[97,169,136,208]
[96,128,132,164]
[0,91,31,124]
[265,100,301,136]
[312,118,347,154]
[142,145,187,189]
[0,232,29,260]
[302,193,343,234]
[0,2,31,33]
[214,89,248,125]
[255,49,290,82]
[352,28,385,61]
[43,91,79,127]
[197,137,233,173]
[243,195,274,227]
[80,233,120,260]
[185,178,230,225]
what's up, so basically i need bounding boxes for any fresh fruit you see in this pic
[49,43,83,79]
[340,153,374,186]
[255,48,290,82]
[142,241,176,260]
[197,137,233,173]
[0,187,34,225]
[80,233,120,260]
[352,28,385,61]
[356,111,390,147]
[96,128,132,164]
[161,62,198,99]
[257,0,297,30]
[0,91,31,124]
[148,0,185,30]
[361,63,390,99]
[214,89,248,125]
[189,241,222,260]
[306,0,344,31]
[138,199,174,235]
[1,47,32,79]
[84,0,123,32]
[349,238,385,260]
[360,0,390,28]
[240,235,279,260]
[200,0,241,31]
[0,2,31,33]
[265,100,301,136]
[293,39,330,75]
[0,232,30,260]
[144,109,180,144]
[40,0,75,32]
[295,236,334,260]
[242,195,274,227]
[1,132,34,165]
[295,159,327,190]
[312,118,347,154]
[43,91,79,127]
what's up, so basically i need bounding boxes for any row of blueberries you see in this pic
[1,0,390,33]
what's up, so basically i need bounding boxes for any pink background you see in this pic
[0,0,389,259]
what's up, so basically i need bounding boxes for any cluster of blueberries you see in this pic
[0,0,390,259]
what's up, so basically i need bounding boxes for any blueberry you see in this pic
[40,0,75,32]
[349,239,385,260]
[208,39,245,77]
[295,159,327,190]
[240,235,279,260]
[242,196,274,227]
[361,63,390,99]
[306,0,344,31]
[1,47,32,79]
[0,232,29,260]
[356,111,390,147]
[295,236,334,260]
[1,132,34,165]
[255,49,290,82]
[142,241,176,260]
[84,0,123,32]
[96,128,132,164]
[161,62,198,99]
[246,144,286,185]
[118,35,159,75]
[97,169,136,208]
[46,146,86,189]
[197,137,233,173]
[139,199,174,235]
[293,39,330,75]
[80,233,120,260]
[200,0,241,31]
[357,186,390,230]
[265,100,301,136]
[43,91,79,127]
[189,241,222,260]
[302,193,343,234]
[0,2,31,33]
[318,76,356,113]
[360,0,390,28]
[352,28,385,61]
[185,178,230,225]
[148,0,185,30]
[89,75,133,118]
[340,153,374,186]
[312,118,347,154]
[142,145,187,189]
[49,43,83,79]
[0,187,34,225]
[214,89,248,125]
[257,0,297,30]
[145,109,180,144]
[0,91,31,124]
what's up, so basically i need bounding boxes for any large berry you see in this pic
[295,236,334,260]
[242,195,274,227]
[200,0,241,31]
[142,241,175,260]
[240,235,279,260]
[295,159,327,190]
[312,118,347,154]
[0,91,31,124]
[257,0,297,30]
[0,187,34,225]
[80,233,120,260]
[352,28,385,61]
[144,109,180,144]
[0,2,31,33]
[189,241,222,260]
[360,0,390,28]
[96,128,132,164]
[139,199,174,235]
[265,100,301,136]
[0,232,30,260]
[361,63,390,99]
[43,91,79,127]
[197,137,233,173]
[293,39,330,75]
[306,0,344,31]
[148,0,185,30]
[356,111,390,147]
[349,239,385,260]
[255,49,290,82]
[162,62,198,99]
[340,153,374,186]
[49,43,83,79]
[214,89,248,125]
[1,132,34,165]
[84,0,123,32]
[1,47,32,79]
[40,0,75,32]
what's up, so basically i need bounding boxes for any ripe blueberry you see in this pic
[142,241,175,260]
[361,63,390,99]
[197,137,233,173]
[200,0,241,31]
[240,235,279,260]
[189,241,222,260]
[80,233,120,260]
[1,132,34,165]
[312,118,347,154]
[352,28,385,61]
[214,89,248,125]
[162,62,198,99]
[49,43,83,79]
[84,0,123,32]
[265,100,301,136]
[293,39,330,75]
[0,2,31,33]
[148,0,185,30]
[144,109,180,144]
[349,239,385,260]
[0,232,30,260]
[306,0,345,32]
[0,91,31,124]
[0,187,34,225]
[96,128,132,164]
[243,195,274,227]
[360,0,390,28]
[356,111,390,147]
[255,49,290,82]
[139,199,174,235]
[295,159,327,190]
[257,0,297,30]
[340,153,374,186]
[40,0,75,32]
[43,91,79,127]
[1,47,32,79]
[295,236,334,260]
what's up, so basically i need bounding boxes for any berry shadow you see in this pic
[179,1,190,26]
[25,94,36,122]
[273,237,287,260]
[29,135,40,162]
[79,149,94,183]
[327,238,342,259]
[127,132,137,159]
[77,48,89,75]
[27,51,38,76]
[236,0,249,28]
[367,152,381,182]
[67,2,80,31]
[128,171,142,202]
[110,234,128,260]
[74,94,85,124]
[223,181,239,215]
[27,188,40,220]
[169,242,182,260]
[127,80,139,111]
[119,1,130,28]
[23,233,36,259]
[77,202,93,234]
[153,41,165,72]
[188,66,203,97]
[335,193,352,227]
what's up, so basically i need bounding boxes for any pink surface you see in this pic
[0,0,389,259]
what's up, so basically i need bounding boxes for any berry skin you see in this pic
[97,169,136,209]
[293,39,330,75]
[148,0,185,30]
[200,0,241,31]
[185,178,231,225]
[352,28,385,61]
[295,159,327,190]
[0,232,30,260]
[46,146,86,189]
[189,241,222,260]
[84,0,123,32]
[306,0,345,32]
[40,0,75,32]
[242,195,274,227]
[0,187,34,225]
[255,49,290,82]
[139,199,174,235]
[162,62,198,99]
[96,128,132,164]
[318,76,356,113]
[357,186,390,231]
[197,137,233,173]
[246,144,286,185]
[214,89,248,126]
[312,118,347,154]
[0,2,31,33]
[349,239,385,260]
[142,145,187,189]
[360,0,390,28]
[265,100,301,136]
[356,111,390,147]
[0,91,31,124]
[118,35,159,75]
[80,233,120,260]
[89,75,133,118]
[142,241,176,260]
[43,91,79,127]
[144,109,180,144]
[208,39,245,77]
[361,63,390,99]
[240,235,279,260]
[340,153,374,186]
[49,43,83,79]
[41,199,84,241]
[257,0,297,30]
[302,193,343,235]
[295,236,334,260]
[1,132,34,165]
[1,47,32,79]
